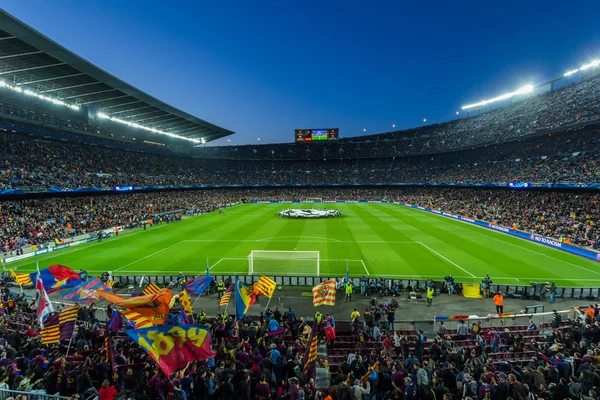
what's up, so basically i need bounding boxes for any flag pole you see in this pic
[263,296,272,313]
[65,316,78,357]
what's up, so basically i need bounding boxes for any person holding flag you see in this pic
[35,268,53,328]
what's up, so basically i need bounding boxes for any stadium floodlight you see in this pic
[97,112,201,143]
[564,59,600,77]
[461,84,534,110]
[0,80,80,111]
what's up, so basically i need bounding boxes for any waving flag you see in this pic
[10,268,32,286]
[40,305,79,344]
[35,269,54,328]
[218,285,233,310]
[62,278,110,304]
[183,276,213,296]
[302,322,319,380]
[234,277,256,319]
[255,276,277,298]
[122,310,153,329]
[312,280,336,306]
[142,282,161,296]
[30,265,82,293]
[125,324,215,376]
[107,310,123,332]
[97,288,173,325]
[178,308,193,325]
[179,290,193,317]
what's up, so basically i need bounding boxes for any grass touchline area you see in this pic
[6,203,600,287]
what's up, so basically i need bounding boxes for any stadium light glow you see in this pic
[461,84,534,110]
[0,79,80,111]
[564,59,600,77]
[96,112,201,143]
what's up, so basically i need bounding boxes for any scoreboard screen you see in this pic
[295,128,339,142]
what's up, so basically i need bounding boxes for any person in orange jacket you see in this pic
[493,292,504,314]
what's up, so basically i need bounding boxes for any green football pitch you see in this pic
[7,203,600,286]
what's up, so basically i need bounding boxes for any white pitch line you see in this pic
[407,207,600,276]
[418,242,476,278]
[114,241,186,272]
[360,260,370,275]
[209,257,247,270]
[184,239,419,244]
[257,236,342,243]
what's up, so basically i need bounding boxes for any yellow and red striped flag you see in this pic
[218,285,233,309]
[255,276,277,298]
[302,322,319,380]
[312,279,336,306]
[142,282,160,295]
[122,309,153,329]
[10,268,33,286]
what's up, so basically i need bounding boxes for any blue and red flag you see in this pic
[178,308,192,325]
[30,265,82,294]
[182,276,213,296]
[107,310,123,333]
[62,278,110,304]
[125,324,215,376]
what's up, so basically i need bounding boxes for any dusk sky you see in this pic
[3,1,600,145]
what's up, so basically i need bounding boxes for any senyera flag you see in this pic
[125,324,215,377]
[312,279,336,306]
[30,264,82,293]
[255,276,277,298]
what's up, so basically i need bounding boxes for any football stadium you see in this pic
[1,4,600,400]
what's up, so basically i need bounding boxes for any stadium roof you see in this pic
[0,9,234,143]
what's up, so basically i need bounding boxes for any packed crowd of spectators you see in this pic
[3,278,600,400]
[1,74,599,190]
[196,74,600,160]
[1,125,600,190]
[0,191,231,253]
[0,284,328,400]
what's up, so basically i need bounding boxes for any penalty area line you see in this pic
[418,242,476,278]
[114,241,186,272]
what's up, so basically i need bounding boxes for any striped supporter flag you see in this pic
[255,276,277,298]
[312,279,336,306]
[302,322,319,380]
[40,305,80,345]
[142,282,160,295]
[10,268,33,286]
[218,285,233,309]
[122,309,153,329]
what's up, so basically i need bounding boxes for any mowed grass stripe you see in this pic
[323,205,371,276]
[9,203,600,287]
[378,204,572,283]
[372,204,521,280]
[381,204,600,284]
[350,203,460,278]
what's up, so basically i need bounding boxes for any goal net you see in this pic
[248,250,320,276]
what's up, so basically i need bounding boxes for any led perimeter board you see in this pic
[295,128,339,142]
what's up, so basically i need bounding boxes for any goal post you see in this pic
[248,250,320,276]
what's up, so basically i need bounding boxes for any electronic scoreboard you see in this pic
[295,128,339,142]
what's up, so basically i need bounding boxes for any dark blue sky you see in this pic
[4,1,600,145]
